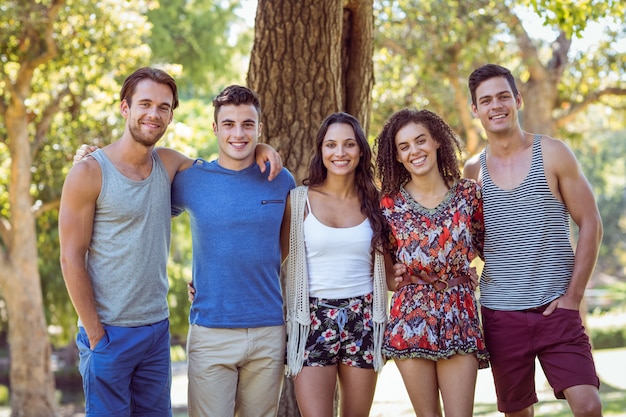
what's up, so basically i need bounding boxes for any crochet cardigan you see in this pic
[285,185,388,376]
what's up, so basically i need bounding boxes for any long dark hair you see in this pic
[304,112,387,252]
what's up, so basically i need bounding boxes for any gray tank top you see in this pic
[479,135,574,310]
[86,149,171,326]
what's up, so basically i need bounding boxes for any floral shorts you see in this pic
[303,293,375,369]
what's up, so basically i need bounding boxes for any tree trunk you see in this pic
[249,0,374,184]
[249,1,374,415]
[519,76,559,137]
[1,90,57,416]
[276,378,300,417]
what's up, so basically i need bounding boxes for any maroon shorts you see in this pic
[481,306,600,413]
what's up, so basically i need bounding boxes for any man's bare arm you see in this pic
[59,160,105,349]
[463,153,481,181]
[77,142,283,181]
[544,139,603,314]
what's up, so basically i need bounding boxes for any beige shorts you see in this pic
[186,324,286,417]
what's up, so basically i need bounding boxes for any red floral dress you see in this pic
[381,179,489,368]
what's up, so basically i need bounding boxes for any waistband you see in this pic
[518,302,551,314]
[413,274,470,292]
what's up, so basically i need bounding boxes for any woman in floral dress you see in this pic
[375,108,489,417]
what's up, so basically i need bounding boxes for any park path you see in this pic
[0,348,624,416]
[172,347,626,416]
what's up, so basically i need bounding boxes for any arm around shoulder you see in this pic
[155,147,194,182]
[280,192,292,265]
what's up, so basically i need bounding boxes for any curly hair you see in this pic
[375,108,462,195]
[304,112,388,252]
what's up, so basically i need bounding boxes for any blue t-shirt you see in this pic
[172,159,295,328]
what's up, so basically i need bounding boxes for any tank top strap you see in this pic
[304,190,312,217]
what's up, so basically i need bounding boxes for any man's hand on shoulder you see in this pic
[73,144,99,165]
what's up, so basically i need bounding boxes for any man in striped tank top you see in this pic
[464,64,603,417]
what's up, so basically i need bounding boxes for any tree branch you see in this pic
[546,31,571,77]
[506,8,545,79]
[32,86,72,156]
[0,216,10,252]
[33,199,60,218]
[14,0,65,99]
[378,37,408,56]
[557,87,626,128]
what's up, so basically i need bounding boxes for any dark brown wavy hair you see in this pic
[304,112,388,252]
[375,108,462,195]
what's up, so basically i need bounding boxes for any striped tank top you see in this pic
[479,135,574,310]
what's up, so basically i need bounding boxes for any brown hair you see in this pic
[212,85,261,124]
[120,67,179,110]
[468,64,519,106]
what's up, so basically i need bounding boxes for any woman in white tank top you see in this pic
[282,113,401,417]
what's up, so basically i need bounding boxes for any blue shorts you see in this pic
[76,319,172,417]
[481,306,599,413]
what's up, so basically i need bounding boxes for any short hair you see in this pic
[375,108,462,195]
[468,64,519,106]
[212,85,261,124]
[120,67,179,110]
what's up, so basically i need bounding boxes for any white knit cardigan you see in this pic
[285,185,388,377]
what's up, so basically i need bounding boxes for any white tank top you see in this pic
[303,197,374,299]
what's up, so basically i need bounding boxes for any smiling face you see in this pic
[394,122,440,179]
[213,103,261,170]
[122,79,174,147]
[321,123,362,178]
[471,75,522,136]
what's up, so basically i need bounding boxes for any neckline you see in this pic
[482,135,539,192]
[399,180,458,213]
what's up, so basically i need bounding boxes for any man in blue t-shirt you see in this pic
[172,85,295,417]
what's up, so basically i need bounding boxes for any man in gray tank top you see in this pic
[59,68,282,417]
[464,64,603,417]
[60,67,180,417]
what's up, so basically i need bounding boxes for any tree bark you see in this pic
[249,1,374,415]
[2,77,57,417]
[0,1,64,415]
[249,0,374,184]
